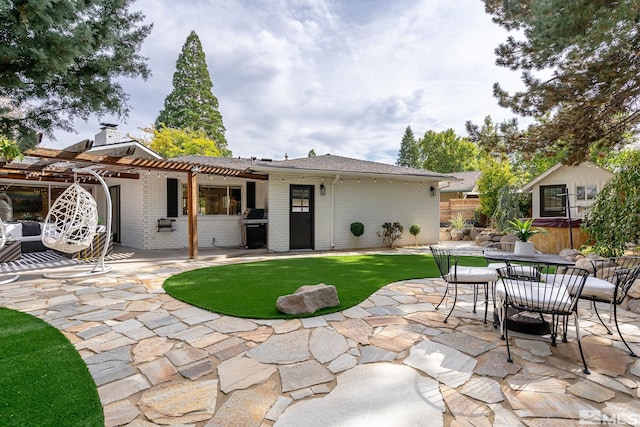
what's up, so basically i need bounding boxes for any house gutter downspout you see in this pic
[330,174,339,249]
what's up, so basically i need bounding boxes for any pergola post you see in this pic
[187,169,199,260]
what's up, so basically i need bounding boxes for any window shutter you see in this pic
[166,178,179,217]
[247,181,256,209]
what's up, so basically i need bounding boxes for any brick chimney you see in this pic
[94,123,122,146]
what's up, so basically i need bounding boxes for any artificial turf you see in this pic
[0,307,103,427]
[163,253,487,319]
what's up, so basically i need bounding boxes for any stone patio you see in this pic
[1,245,639,426]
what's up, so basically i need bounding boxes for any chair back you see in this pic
[497,266,589,315]
[429,246,453,279]
[592,257,640,304]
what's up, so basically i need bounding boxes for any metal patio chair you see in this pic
[497,265,591,374]
[580,257,640,357]
[430,246,498,324]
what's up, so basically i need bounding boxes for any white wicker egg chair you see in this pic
[42,182,98,253]
[0,218,20,285]
[42,168,112,278]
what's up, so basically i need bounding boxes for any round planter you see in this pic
[514,241,534,256]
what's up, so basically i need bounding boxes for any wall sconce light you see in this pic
[320,183,326,196]
[429,186,436,197]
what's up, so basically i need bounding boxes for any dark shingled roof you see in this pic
[170,154,456,181]
[439,171,481,193]
[251,154,454,179]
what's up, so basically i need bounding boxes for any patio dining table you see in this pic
[484,250,575,334]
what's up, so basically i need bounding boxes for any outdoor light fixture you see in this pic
[429,186,436,197]
[320,183,326,195]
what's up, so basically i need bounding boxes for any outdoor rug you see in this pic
[0,250,80,273]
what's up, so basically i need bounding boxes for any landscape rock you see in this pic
[276,284,340,315]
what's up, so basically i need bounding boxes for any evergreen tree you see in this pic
[396,126,419,168]
[484,0,640,164]
[0,0,151,150]
[156,31,230,156]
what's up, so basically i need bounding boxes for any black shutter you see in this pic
[167,178,179,217]
[247,181,256,209]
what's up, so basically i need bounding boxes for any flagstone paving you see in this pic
[2,247,640,426]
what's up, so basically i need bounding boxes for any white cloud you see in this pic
[48,0,525,165]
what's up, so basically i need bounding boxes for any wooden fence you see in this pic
[530,226,591,254]
[440,198,481,224]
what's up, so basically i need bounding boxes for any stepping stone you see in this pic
[279,360,333,392]
[568,380,616,403]
[474,349,521,379]
[138,379,218,425]
[432,331,497,357]
[369,324,421,352]
[218,355,277,393]
[246,329,310,364]
[329,318,372,345]
[275,363,444,426]
[309,327,348,363]
[460,377,504,404]
[206,381,278,427]
[502,387,598,418]
[404,340,476,388]
[133,336,174,363]
[440,385,491,417]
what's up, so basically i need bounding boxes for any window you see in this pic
[291,187,310,212]
[576,184,597,201]
[540,185,566,217]
[182,185,241,215]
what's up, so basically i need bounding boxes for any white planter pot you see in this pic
[514,241,534,256]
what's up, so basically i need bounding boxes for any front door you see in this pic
[290,185,314,249]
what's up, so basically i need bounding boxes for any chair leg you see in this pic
[442,282,458,324]
[504,302,513,363]
[472,284,478,313]
[592,303,613,335]
[483,282,489,324]
[613,304,638,357]
[574,313,590,374]
[435,283,449,310]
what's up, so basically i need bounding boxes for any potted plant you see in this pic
[508,218,541,255]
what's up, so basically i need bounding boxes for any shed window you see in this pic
[576,184,597,201]
[540,185,566,217]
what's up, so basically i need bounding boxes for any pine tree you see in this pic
[0,0,151,150]
[396,126,419,168]
[156,31,230,156]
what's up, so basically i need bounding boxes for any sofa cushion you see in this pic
[21,221,41,236]
[4,222,22,239]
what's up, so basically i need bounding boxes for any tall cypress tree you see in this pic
[396,126,419,168]
[156,31,229,156]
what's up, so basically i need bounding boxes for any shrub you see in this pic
[378,222,404,248]
[409,224,421,246]
[350,222,364,247]
[449,212,468,230]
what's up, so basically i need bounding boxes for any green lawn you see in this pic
[0,308,103,427]
[163,253,486,319]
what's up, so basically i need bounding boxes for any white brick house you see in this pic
[103,154,452,252]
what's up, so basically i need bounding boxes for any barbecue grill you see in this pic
[240,208,267,249]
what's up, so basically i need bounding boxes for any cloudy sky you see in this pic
[49,0,524,165]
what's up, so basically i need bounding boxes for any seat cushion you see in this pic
[580,276,615,301]
[496,280,572,311]
[446,266,497,283]
[542,274,614,301]
[21,221,41,236]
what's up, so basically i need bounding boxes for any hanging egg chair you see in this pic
[41,181,98,254]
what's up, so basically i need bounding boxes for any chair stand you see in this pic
[0,274,19,286]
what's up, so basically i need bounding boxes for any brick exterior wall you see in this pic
[267,173,440,252]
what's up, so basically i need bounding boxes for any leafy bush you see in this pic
[350,222,364,247]
[583,152,640,256]
[350,222,364,237]
[378,222,404,248]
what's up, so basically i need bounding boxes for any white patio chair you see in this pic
[430,246,498,324]
[497,265,590,374]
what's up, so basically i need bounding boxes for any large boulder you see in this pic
[276,284,340,315]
